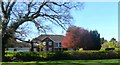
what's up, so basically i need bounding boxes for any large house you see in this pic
[32,34,65,51]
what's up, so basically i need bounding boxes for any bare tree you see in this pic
[1,0,84,61]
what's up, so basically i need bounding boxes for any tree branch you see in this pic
[6,2,10,11]
[31,2,47,19]
[7,0,16,18]
[41,14,66,30]
[1,2,7,18]
[15,37,31,43]
[25,2,32,17]
[45,4,58,14]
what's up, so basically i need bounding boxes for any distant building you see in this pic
[32,34,65,51]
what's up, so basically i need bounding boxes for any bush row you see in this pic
[5,51,120,62]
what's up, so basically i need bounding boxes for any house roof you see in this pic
[35,34,64,43]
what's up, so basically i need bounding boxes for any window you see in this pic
[48,47,52,51]
[54,43,58,47]
[49,41,52,46]
[59,43,62,47]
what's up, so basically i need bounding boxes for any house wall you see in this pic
[42,37,54,51]
[41,37,63,51]
[54,42,63,51]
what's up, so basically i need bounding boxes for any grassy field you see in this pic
[2,59,120,65]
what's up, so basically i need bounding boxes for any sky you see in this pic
[51,2,118,41]
[25,2,118,41]
[71,2,118,41]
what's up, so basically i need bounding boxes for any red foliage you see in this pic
[62,32,74,48]
[62,26,94,49]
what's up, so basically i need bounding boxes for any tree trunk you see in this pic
[2,35,8,62]
[2,33,15,61]
[2,44,5,62]
[30,42,34,52]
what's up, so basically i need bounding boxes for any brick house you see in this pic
[32,35,64,51]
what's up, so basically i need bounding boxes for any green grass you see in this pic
[2,59,120,65]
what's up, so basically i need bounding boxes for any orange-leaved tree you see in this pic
[62,26,101,50]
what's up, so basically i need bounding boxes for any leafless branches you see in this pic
[1,1,84,42]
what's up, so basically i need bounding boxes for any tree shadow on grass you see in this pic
[1,62,119,65]
[34,61,119,65]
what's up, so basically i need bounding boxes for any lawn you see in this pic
[2,59,120,65]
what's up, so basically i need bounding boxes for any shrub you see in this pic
[5,50,120,62]
[47,51,72,60]
[13,52,47,61]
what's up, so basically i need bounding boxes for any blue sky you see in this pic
[71,2,118,41]
[26,2,118,41]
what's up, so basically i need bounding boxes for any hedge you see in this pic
[5,51,120,62]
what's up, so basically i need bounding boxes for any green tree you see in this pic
[108,38,118,48]
[1,0,83,61]
[90,30,101,50]
[110,38,117,42]
[101,41,119,48]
